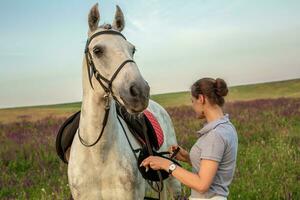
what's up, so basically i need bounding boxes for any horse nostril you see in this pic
[145,84,150,98]
[130,84,139,97]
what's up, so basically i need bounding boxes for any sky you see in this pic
[0,0,300,108]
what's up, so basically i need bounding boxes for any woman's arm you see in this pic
[141,156,219,193]
[170,159,219,193]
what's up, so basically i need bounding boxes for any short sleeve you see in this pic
[200,131,226,162]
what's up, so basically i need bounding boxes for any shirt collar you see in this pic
[197,113,230,136]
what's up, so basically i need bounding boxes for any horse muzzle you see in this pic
[120,81,150,113]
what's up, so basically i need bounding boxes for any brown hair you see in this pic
[191,78,228,106]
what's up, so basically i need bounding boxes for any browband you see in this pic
[85,30,127,53]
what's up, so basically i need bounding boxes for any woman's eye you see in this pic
[93,48,103,56]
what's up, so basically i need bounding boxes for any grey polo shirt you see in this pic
[189,114,238,198]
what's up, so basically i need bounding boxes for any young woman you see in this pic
[140,78,238,200]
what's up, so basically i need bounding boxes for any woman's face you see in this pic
[191,94,205,119]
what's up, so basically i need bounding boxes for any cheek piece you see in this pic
[79,29,135,148]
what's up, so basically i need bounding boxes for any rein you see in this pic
[117,114,164,198]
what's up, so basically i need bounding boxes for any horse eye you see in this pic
[93,47,103,56]
[132,47,136,55]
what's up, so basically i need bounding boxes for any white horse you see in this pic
[68,3,181,199]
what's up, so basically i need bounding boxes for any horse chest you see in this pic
[68,132,143,199]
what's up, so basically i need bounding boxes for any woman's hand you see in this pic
[168,145,191,163]
[140,156,172,171]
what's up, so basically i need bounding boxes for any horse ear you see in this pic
[112,5,125,32]
[88,3,100,32]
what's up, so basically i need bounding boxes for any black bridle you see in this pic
[78,29,164,199]
[85,30,135,97]
[78,29,135,147]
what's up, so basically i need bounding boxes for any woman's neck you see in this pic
[204,105,224,123]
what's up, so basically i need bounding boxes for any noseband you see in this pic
[79,29,135,147]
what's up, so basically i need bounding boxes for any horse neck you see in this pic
[79,59,118,146]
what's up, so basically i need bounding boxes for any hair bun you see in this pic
[215,78,228,97]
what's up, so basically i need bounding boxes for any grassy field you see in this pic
[169,98,300,199]
[0,78,300,199]
[0,78,299,124]
[151,78,300,107]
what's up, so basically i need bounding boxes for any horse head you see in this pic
[84,3,150,114]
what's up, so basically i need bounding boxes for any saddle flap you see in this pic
[55,111,81,163]
[55,104,165,164]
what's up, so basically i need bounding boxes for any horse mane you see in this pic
[99,23,112,30]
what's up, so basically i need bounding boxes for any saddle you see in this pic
[55,103,165,164]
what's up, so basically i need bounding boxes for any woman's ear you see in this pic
[198,94,205,105]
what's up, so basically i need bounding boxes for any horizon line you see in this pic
[1,77,299,110]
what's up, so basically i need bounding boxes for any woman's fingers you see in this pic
[168,145,182,159]
[170,146,181,159]
[140,156,162,171]
[172,145,179,150]
[167,146,173,153]
[140,161,150,172]
[140,156,154,167]
[168,145,178,153]
[140,157,150,167]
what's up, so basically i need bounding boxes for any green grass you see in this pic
[1,98,299,199]
[151,78,300,107]
[167,98,300,199]
[151,91,190,108]
[227,78,300,101]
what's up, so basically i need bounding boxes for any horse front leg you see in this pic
[166,176,182,200]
